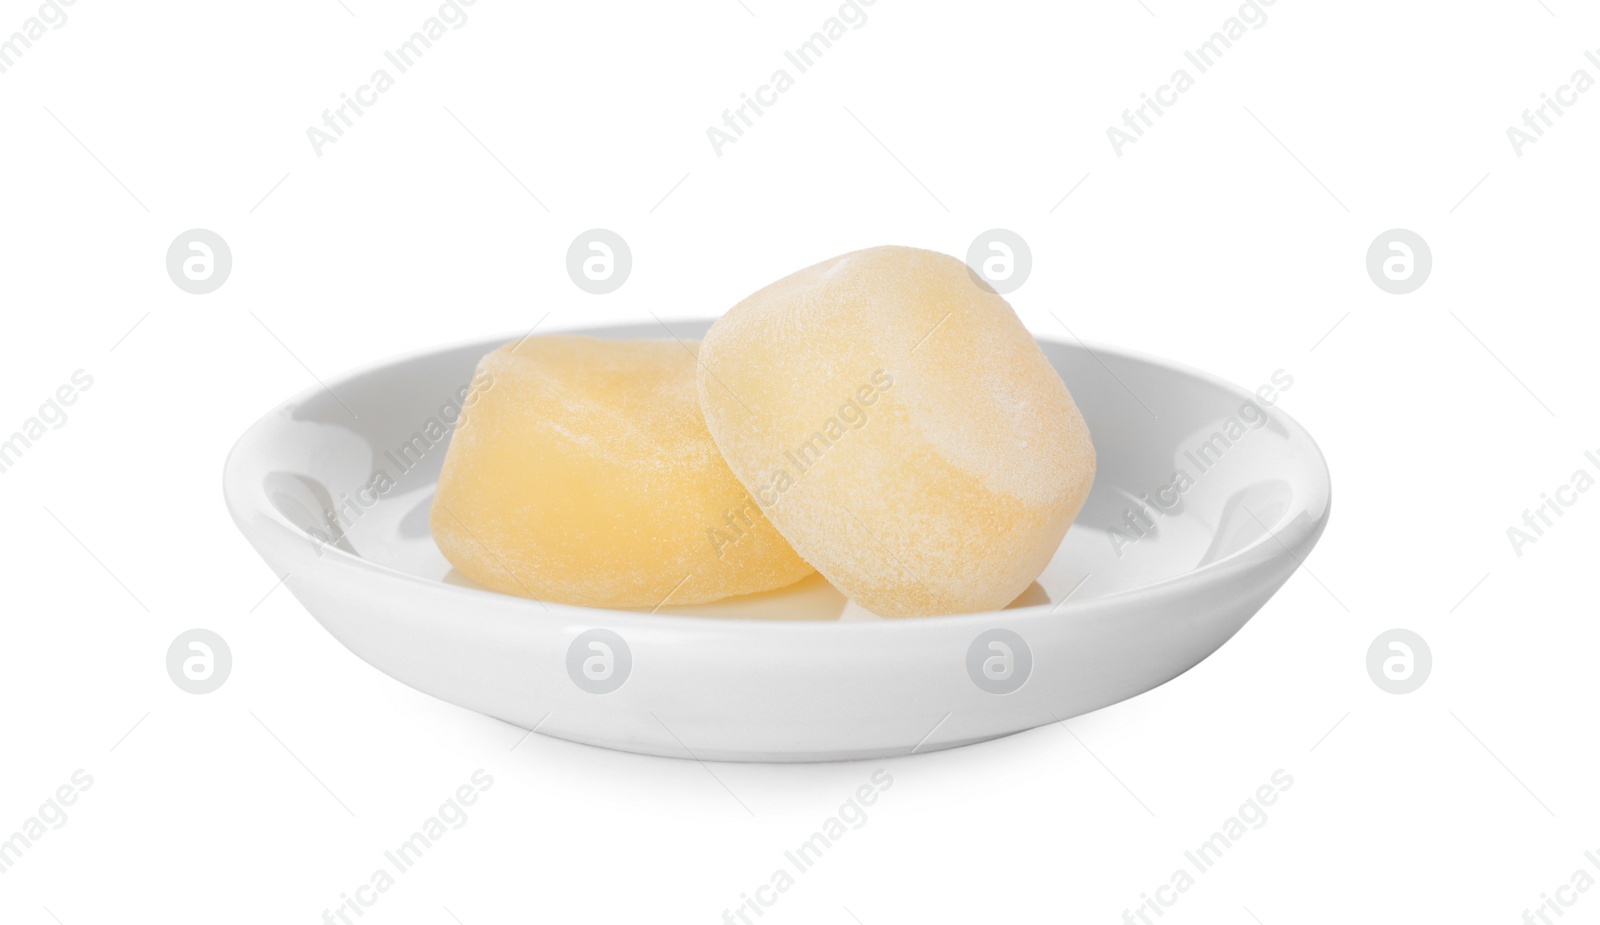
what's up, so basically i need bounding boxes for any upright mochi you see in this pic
[431,335,813,609]
[695,246,1096,618]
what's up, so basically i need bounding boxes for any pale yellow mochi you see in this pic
[695,246,1096,618]
[431,335,813,609]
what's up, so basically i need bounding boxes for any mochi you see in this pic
[431,335,813,609]
[695,246,1095,617]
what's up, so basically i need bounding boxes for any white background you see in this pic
[3,0,1598,922]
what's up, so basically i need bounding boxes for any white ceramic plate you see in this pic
[224,321,1330,762]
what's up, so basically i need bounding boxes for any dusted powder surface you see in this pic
[431,335,813,609]
[696,246,1096,618]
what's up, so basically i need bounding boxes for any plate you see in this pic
[223,321,1330,762]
